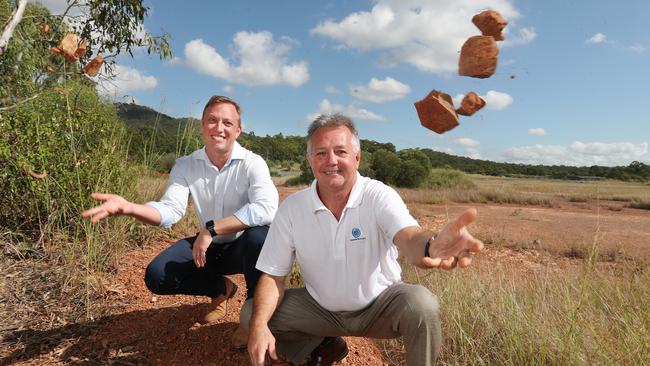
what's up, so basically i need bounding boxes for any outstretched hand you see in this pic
[81,193,131,223]
[422,208,484,270]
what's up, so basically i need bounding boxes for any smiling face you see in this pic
[307,125,361,196]
[200,102,241,156]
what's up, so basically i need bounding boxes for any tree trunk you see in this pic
[0,0,28,56]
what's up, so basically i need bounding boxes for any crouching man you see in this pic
[82,96,278,347]
[242,114,483,366]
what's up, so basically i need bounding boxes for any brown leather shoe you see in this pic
[302,337,348,366]
[230,324,248,350]
[203,277,238,323]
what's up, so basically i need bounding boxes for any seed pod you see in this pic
[414,90,460,134]
[74,38,88,59]
[472,10,507,41]
[459,35,499,78]
[59,33,78,62]
[82,55,104,77]
[456,92,486,116]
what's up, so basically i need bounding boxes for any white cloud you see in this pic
[483,90,513,110]
[454,137,480,148]
[311,0,526,74]
[350,77,410,103]
[325,85,342,94]
[570,142,647,157]
[627,44,645,53]
[528,128,546,136]
[223,85,234,94]
[305,99,386,122]
[502,142,649,166]
[184,31,309,87]
[502,27,537,47]
[452,94,464,108]
[167,56,183,65]
[586,33,607,44]
[96,64,158,98]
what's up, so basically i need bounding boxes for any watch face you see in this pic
[206,220,214,230]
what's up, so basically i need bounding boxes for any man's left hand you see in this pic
[422,208,484,270]
[193,229,212,268]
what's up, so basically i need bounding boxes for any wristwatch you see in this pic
[205,220,218,237]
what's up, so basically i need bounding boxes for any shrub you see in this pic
[422,168,477,189]
[372,149,401,185]
[0,80,136,252]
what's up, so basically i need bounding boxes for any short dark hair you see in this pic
[202,95,241,125]
[306,114,360,153]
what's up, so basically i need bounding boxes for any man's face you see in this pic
[201,102,241,155]
[307,126,360,194]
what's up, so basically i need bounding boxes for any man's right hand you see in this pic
[81,193,132,223]
[248,324,278,366]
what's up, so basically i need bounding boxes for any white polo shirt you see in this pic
[256,173,419,311]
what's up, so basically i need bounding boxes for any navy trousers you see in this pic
[144,226,269,299]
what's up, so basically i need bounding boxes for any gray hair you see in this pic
[306,114,361,154]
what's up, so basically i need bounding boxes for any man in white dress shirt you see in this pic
[244,114,483,366]
[82,96,278,342]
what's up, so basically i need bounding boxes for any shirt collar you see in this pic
[196,141,246,167]
[310,172,364,213]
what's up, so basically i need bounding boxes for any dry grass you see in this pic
[397,257,650,365]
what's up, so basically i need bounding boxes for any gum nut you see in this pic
[472,10,507,41]
[456,91,486,116]
[414,90,460,134]
[74,38,88,59]
[59,33,79,62]
[82,55,104,77]
[459,35,499,79]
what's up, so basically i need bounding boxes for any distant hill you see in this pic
[116,103,203,161]
[115,103,650,182]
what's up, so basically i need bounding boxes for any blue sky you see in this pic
[39,0,650,166]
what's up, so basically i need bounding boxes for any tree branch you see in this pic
[0,0,28,56]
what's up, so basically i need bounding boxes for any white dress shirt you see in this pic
[146,141,278,243]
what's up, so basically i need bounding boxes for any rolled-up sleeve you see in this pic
[256,201,294,276]
[145,162,189,228]
[233,155,278,226]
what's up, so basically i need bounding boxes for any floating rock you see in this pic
[472,10,507,41]
[459,35,499,78]
[456,92,486,116]
[414,90,460,134]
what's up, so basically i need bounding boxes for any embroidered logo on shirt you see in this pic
[350,227,366,242]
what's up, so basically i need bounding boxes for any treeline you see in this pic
[118,103,650,183]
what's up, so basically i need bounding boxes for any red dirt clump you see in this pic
[459,35,499,79]
[414,90,460,134]
[472,10,507,41]
[456,92,486,116]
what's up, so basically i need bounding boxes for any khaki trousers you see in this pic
[241,282,441,365]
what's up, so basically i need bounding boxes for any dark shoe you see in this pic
[302,337,348,366]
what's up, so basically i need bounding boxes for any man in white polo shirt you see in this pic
[244,114,484,366]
